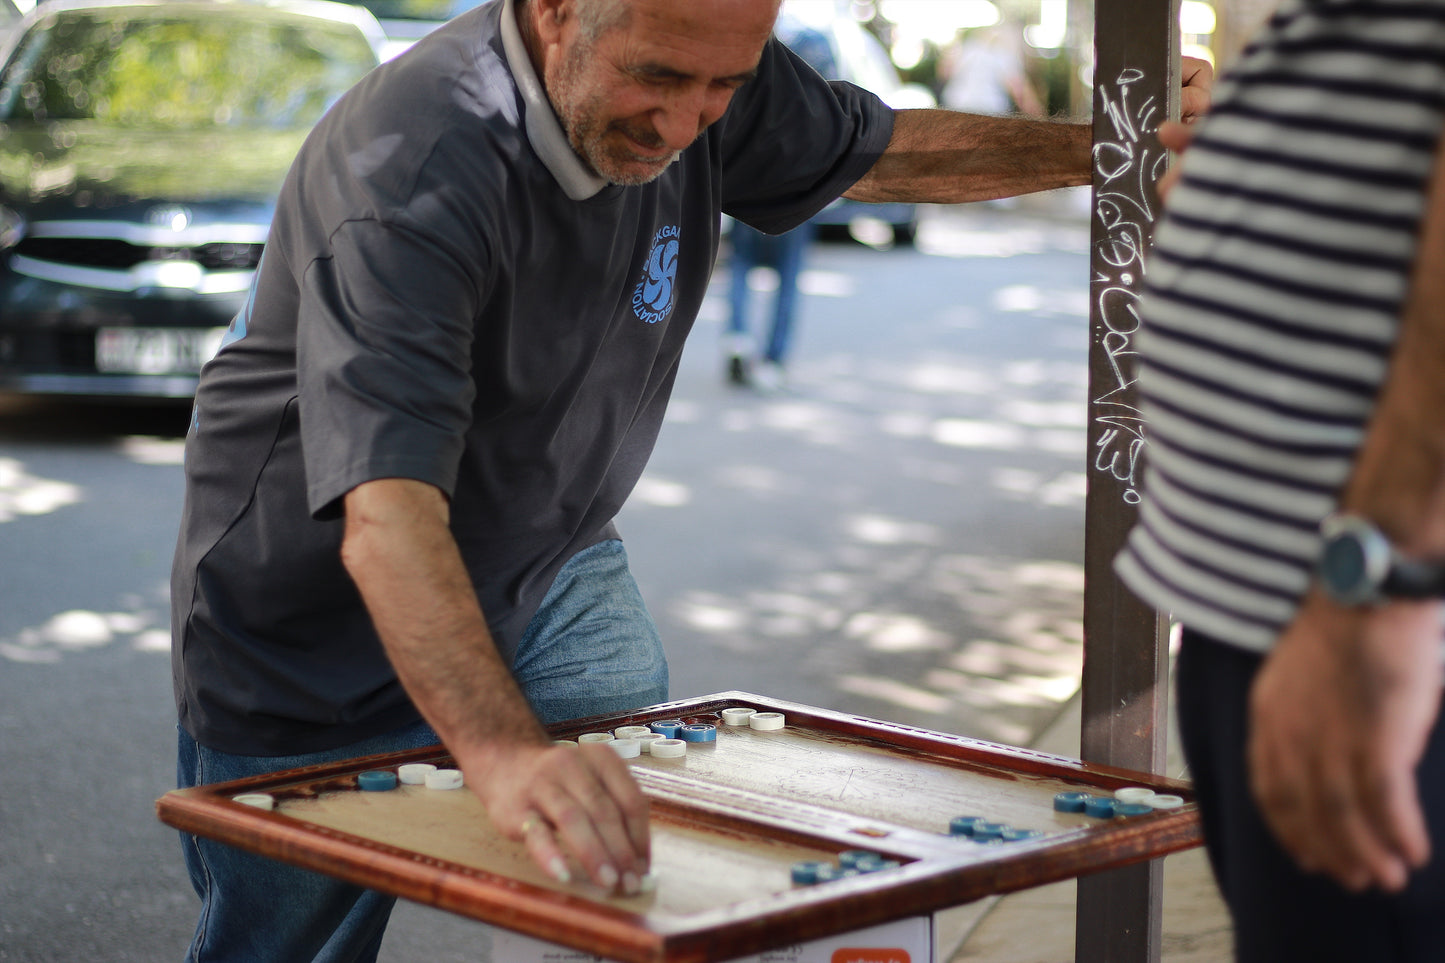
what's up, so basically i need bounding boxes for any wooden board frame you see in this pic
[156,692,1200,963]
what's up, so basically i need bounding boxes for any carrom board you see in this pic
[156,692,1200,963]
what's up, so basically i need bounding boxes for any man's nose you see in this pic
[653,85,733,151]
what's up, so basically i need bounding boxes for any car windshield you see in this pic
[0,7,377,129]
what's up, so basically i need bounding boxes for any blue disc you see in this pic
[837,849,875,869]
[790,860,831,885]
[1053,791,1090,813]
[949,815,985,837]
[1115,802,1153,818]
[357,770,397,792]
[971,821,1007,840]
[649,720,683,738]
[1084,795,1117,819]
[678,724,717,743]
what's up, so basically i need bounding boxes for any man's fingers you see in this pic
[589,744,652,862]
[519,810,573,884]
[1178,56,1214,123]
[569,745,650,888]
[1253,738,1419,892]
[1321,794,1412,892]
[1155,121,1195,202]
[1157,120,1194,154]
[527,745,649,893]
[1360,757,1432,882]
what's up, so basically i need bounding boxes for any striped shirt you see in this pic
[1115,0,1445,652]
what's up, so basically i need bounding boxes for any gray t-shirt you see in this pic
[171,0,894,755]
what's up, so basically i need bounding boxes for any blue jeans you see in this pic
[177,539,667,962]
[727,221,814,365]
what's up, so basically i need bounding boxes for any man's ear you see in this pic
[531,0,573,44]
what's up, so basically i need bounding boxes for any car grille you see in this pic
[14,237,264,271]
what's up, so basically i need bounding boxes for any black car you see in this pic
[0,0,382,398]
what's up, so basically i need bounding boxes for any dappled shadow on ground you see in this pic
[628,201,1094,747]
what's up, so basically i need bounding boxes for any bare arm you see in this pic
[1247,134,1445,892]
[341,477,650,893]
[848,57,1213,207]
[843,108,1091,205]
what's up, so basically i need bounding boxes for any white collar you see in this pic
[499,0,608,200]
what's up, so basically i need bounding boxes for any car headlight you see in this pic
[0,205,24,251]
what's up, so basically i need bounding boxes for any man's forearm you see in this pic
[1245,136,1445,895]
[845,109,1092,205]
[1337,138,1445,554]
[340,478,548,761]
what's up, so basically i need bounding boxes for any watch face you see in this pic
[1322,533,1369,592]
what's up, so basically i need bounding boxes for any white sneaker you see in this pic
[752,361,786,393]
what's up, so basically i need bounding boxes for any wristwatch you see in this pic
[1316,514,1445,605]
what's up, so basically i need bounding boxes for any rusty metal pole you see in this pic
[1077,0,1181,960]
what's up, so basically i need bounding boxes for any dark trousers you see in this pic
[1176,628,1445,962]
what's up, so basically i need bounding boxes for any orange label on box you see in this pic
[830,949,911,963]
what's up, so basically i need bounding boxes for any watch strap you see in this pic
[1383,554,1445,598]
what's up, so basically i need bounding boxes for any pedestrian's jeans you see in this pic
[727,220,814,365]
[176,538,668,962]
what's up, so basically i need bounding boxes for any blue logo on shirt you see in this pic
[219,249,263,352]
[632,225,679,324]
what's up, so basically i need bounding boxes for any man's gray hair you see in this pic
[574,0,630,40]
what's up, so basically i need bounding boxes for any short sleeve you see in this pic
[297,217,483,519]
[718,39,895,235]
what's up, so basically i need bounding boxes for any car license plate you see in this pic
[95,327,227,375]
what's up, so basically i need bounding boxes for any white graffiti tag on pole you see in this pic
[1091,67,1167,505]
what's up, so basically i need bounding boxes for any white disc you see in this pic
[1114,786,1157,804]
[607,737,642,758]
[649,739,687,758]
[425,769,465,790]
[398,763,437,785]
[721,707,756,726]
[748,712,785,731]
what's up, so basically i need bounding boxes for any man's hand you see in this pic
[1248,592,1442,891]
[1156,57,1214,200]
[1155,120,1195,201]
[1179,55,1213,125]
[457,739,651,893]
[341,478,650,893]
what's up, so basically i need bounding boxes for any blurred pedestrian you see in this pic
[1117,1,1445,958]
[725,11,838,391]
[940,23,1043,118]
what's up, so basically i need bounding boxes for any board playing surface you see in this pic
[157,692,1200,963]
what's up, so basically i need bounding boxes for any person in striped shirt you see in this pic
[1117,1,1445,958]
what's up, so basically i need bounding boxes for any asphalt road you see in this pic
[0,195,1094,962]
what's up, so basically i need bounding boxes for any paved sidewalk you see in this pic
[938,681,1235,962]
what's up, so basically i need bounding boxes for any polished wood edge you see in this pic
[156,692,1202,963]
